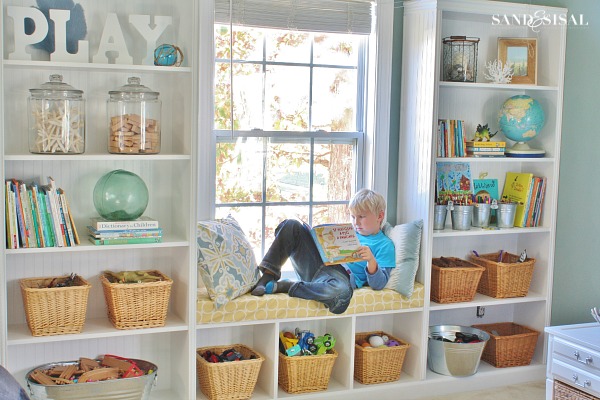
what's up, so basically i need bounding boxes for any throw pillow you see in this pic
[383,219,423,298]
[197,217,259,308]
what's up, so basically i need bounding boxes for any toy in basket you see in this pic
[471,322,540,367]
[26,355,157,400]
[278,328,338,393]
[431,257,485,303]
[469,250,535,298]
[20,273,91,336]
[354,331,410,384]
[100,270,172,329]
[196,344,264,400]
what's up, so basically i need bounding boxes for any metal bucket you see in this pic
[471,203,491,227]
[496,202,517,228]
[450,205,473,230]
[27,359,157,400]
[428,325,490,377]
[433,205,447,230]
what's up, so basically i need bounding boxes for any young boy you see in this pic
[251,189,395,314]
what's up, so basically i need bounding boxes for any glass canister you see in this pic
[108,77,161,154]
[28,74,85,154]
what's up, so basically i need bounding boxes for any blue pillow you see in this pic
[383,220,423,298]
[197,217,259,308]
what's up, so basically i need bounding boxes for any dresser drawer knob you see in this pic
[572,373,591,388]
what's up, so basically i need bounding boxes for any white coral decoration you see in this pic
[484,59,514,84]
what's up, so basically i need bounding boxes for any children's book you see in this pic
[310,223,362,265]
[473,178,499,204]
[90,216,160,231]
[88,236,163,245]
[435,161,473,204]
[501,172,534,227]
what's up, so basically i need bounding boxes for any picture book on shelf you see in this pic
[501,172,540,227]
[473,178,499,204]
[310,223,362,265]
[435,161,473,204]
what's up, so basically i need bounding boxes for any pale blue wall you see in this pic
[388,0,600,325]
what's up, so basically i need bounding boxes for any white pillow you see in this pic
[383,220,423,298]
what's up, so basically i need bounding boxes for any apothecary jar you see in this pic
[108,77,161,154]
[28,74,85,154]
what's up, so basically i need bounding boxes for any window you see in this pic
[212,0,383,258]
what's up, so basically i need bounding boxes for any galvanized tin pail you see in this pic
[496,202,517,228]
[428,325,490,376]
[471,203,491,227]
[433,204,447,230]
[450,205,473,230]
[27,359,157,400]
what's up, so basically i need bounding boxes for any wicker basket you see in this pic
[554,379,600,400]
[431,257,485,303]
[469,251,535,298]
[471,322,539,367]
[354,331,410,384]
[20,275,91,336]
[100,270,173,330]
[196,344,264,400]
[278,349,338,394]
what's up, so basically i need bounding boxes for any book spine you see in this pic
[92,220,160,231]
[19,182,36,248]
[11,182,25,247]
[87,227,163,238]
[27,187,43,247]
[45,181,65,247]
[62,193,80,245]
[5,181,18,249]
[38,188,54,247]
[58,189,75,246]
[466,141,507,148]
[88,236,163,245]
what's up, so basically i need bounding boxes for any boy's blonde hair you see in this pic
[348,189,386,217]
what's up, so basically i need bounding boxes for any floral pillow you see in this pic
[197,217,259,308]
[383,219,423,298]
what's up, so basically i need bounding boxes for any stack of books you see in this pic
[5,176,80,249]
[87,216,162,245]
[501,172,547,228]
[437,119,467,157]
[466,141,506,157]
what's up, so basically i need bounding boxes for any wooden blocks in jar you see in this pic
[109,114,160,154]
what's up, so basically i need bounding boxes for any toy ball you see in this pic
[381,335,389,343]
[361,342,371,348]
[368,335,385,347]
[387,340,400,347]
[93,169,149,221]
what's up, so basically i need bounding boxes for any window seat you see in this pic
[196,281,424,324]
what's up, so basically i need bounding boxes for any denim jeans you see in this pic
[260,219,353,314]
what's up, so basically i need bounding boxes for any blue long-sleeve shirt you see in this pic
[344,230,396,289]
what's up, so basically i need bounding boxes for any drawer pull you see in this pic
[574,351,594,365]
[572,373,591,388]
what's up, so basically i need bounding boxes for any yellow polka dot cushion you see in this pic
[197,282,424,324]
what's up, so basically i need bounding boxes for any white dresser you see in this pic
[546,323,600,399]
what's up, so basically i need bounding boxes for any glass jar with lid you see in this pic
[108,77,161,154]
[28,74,85,154]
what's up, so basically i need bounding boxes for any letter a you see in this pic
[93,13,133,64]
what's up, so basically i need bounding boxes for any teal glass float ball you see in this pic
[93,170,149,221]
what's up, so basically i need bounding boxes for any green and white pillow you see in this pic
[383,219,423,298]
[197,217,259,308]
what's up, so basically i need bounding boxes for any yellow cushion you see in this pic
[197,282,424,324]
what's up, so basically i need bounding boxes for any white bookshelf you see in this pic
[1,0,198,398]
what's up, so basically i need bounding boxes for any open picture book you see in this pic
[309,223,362,265]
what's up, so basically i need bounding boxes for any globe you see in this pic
[93,169,149,221]
[498,95,546,157]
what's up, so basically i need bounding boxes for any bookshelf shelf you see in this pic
[4,154,192,161]
[3,59,192,73]
[397,0,566,393]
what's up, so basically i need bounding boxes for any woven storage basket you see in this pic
[431,257,485,303]
[469,251,535,298]
[20,275,91,336]
[278,349,338,394]
[471,322,539,367]
[196,344,264,400]
[101,270,172,330]
[354,331,410,384]
[554,379,600,400]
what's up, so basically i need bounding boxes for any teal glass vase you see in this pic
[93,169,149,221]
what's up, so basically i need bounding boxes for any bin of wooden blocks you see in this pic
[354,331,410,384]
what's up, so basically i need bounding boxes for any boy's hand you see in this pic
[356,246,379,274]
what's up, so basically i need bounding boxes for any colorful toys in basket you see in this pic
[200,348,256,363]
[279,328,336,356]
[356,333,402,348]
